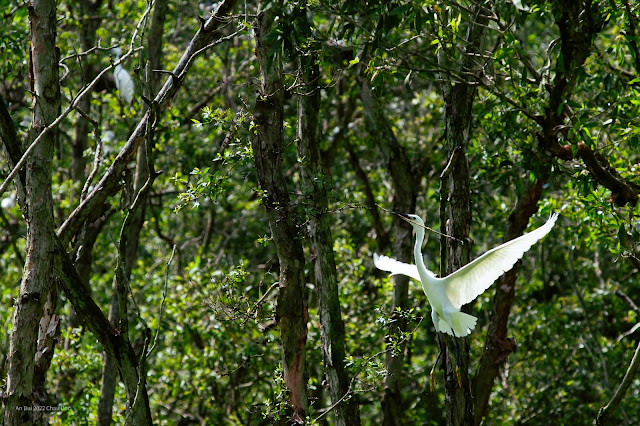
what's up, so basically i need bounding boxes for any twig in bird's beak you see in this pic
[375,204,461,242]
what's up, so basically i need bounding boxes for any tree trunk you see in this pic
[252,5,308,423]
[71,0,103,190]
[2,2,237,425]
[440,91,474,425]
[97,2,168,424]
[358,78,423,425]
[56,240,153,425]
[472,174,549,425]
[3,2,60,424]
[436,3,489,424]
[295,27,361,426]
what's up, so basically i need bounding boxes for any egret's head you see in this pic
[111,47,123,57]
[393,212,425,228]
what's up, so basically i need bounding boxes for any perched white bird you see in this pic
[1,193,16,209]
[374,212,558,338]
[101,129,115,154]
[111,48,134,104]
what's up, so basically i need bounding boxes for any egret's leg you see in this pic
[443,308,463,388]
[454,334,460,366]
[430,333,443,391]
[451,330,463,388]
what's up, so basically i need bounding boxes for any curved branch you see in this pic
[597,340,640,425]
[577,142,640,206]
[57,0,238,245]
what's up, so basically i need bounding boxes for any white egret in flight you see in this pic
[375,212,557,336]
[374,212,558,385]
[111,48,134,104]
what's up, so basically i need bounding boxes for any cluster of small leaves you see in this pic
[49,328,112,425]
[2,0,640,425]
[261,364,289,421]
[174,109,253,211]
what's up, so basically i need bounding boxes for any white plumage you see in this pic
[112,48,134,104]
[1,193,16,209]
[374,212,558,337]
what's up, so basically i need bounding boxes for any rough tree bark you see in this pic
[1,2,237,424]
[440,101,474,426]
[31,1,107,412]
[437,3,488,424]
[358,78,424,425]
[96,1,168,424]
[252,4,308,423]
[71,0,103,190]
[56,0,238,245]
[3,1,60,424]
[295,16,361,425]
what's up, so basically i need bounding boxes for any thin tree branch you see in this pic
[0,43,143,200]
[57,0,239,246]
[597,340,640,425]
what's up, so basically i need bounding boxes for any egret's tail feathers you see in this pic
[438,312,478,337]
[437,319,453,335]
[451,311,477,336]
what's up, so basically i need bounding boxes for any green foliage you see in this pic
[49,328,115,425]
[2,0,640,424]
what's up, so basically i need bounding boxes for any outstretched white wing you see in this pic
[373,253,421,282]
[443,213,558,309]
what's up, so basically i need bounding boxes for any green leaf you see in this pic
[618,224,627,246]
[390,4,411,16]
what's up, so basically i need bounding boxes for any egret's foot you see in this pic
[455,365,462,388]
[430,368,437,391]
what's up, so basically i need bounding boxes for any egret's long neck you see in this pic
[413,227,428,276]
[413,226,436,301]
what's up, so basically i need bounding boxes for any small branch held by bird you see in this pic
[375,203,461,242]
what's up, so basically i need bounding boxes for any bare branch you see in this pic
[57,0,239,246]
[597,341,640,425]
